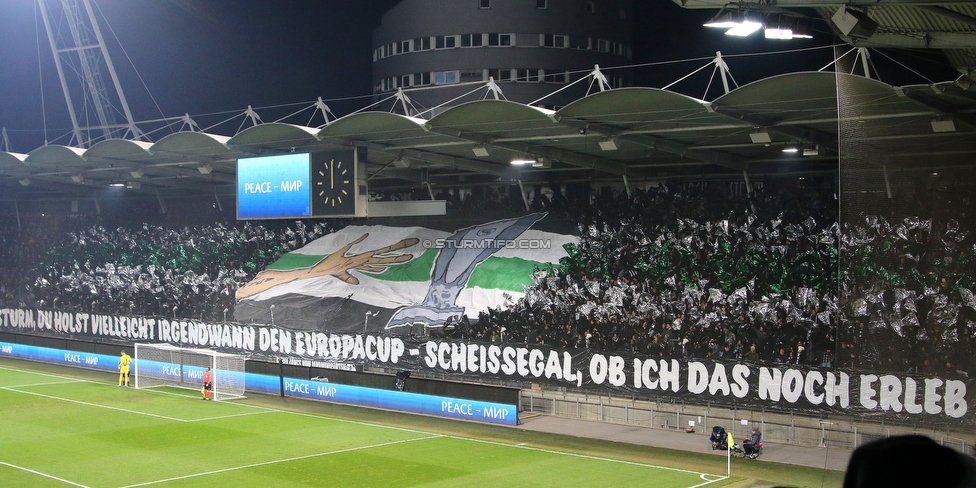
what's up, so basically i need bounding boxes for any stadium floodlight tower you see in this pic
[134,343,247,401]
[37,0,144,147]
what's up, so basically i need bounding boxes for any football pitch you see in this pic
[0,361,729,488]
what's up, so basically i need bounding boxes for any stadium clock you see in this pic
[312,157,356,216]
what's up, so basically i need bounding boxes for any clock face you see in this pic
[312,158,356,216]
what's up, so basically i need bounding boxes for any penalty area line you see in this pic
[187,410,276,423]
[0,365,95,383]
[0,380,85,389]
[0,460,89,488]
[117,434,444,488]
[0,386,189,422]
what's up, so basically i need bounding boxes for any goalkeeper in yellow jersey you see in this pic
[118,350,132,387]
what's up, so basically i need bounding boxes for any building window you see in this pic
[461,33,483,47]
[516,69,539,83]
[586,2,595,13]
[414,37,431,51]
[435,35,457,49]
[543,69,567,83]
[480,0,490,8]
[543,34,567,47]
[537,0,547,8]
[459,70,483,82]
[488,68,512,81]
[434,70,458,85]
[597,39,610,52]
[400,40,411,53]
[569,36,590,50]
[401,74,412,87]
[487,33,513,46]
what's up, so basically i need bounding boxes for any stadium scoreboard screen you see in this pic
[236,149,364,219]
[237,153,311,219]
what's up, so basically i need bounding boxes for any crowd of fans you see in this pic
[2,175,975,376]
[470,177,976,376]
[835,177,976,376]
[476,180,839,369]
[0,203,335,323]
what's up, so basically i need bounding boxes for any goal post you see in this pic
[134,343,246,401]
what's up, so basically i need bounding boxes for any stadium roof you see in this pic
[1,71,975,203]
[674,1,976,75]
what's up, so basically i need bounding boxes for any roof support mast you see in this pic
[715,52,732,95]
[37,0,143,147]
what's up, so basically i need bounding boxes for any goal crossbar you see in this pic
[134,343,246,401]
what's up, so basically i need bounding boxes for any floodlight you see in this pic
[726,21,762,37]
[703,10,741,29]
[18,178,30,186]
[791,24,814,39]
[71,174,84,183]
[764,27,794,40]
[510,156,537,166]
[197,164,213,174]
[130,168,144,178]
[763,15,814,40]
[472,144,490,157]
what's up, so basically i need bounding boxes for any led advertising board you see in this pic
[236,153,311,219]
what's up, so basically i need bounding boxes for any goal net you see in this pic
[134,343,246,401]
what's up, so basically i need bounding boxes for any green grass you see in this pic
[0,357,844,488]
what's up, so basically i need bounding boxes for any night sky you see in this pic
[0,0,959,152]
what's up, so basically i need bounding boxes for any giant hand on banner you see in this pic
[385,213,546,329]
[235,233,419,300]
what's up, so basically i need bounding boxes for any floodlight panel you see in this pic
[703,11,740,29]
[705,20,740,29]
[726,21,762,37]
[765,28,793,40]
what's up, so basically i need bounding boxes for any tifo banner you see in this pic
[2,307,971,424]
[233,213,575,331]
